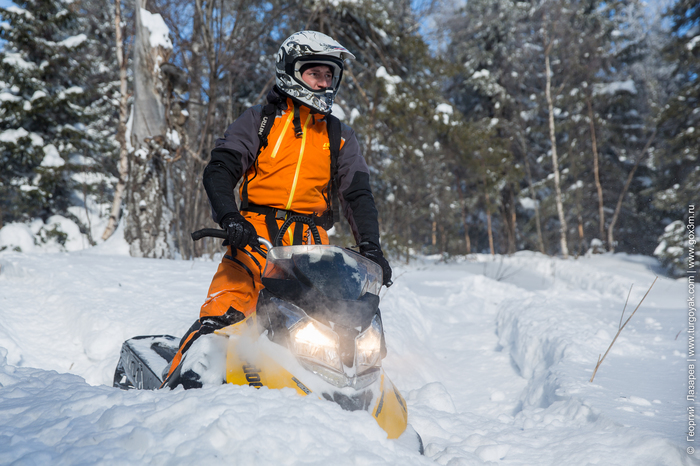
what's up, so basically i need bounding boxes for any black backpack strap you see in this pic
[241,102,277,210]
[326,114,342,226]
[292,102,303,138]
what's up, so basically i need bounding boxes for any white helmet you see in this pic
[276,31,355,114]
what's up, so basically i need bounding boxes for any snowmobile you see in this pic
[113,217,423,453]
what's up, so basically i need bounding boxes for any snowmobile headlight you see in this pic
[355,315,382,372]
[290,319,342,372]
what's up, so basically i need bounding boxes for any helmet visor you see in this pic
[292,56,344,93]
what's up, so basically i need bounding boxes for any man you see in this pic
[162,31,391,388]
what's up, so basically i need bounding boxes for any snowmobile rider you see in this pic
[163,31,391,386]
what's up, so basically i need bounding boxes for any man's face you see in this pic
[301,65,333,90]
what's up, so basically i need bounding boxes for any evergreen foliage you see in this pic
[654,219,687,277]
[0,0,118,239]
[655,0,699,217]
[0,0,694,273]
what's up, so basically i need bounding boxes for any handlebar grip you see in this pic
[191,229,227,241]
[190,229,269,259]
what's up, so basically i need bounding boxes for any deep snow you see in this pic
[0,227,695,465]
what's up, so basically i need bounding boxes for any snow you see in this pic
[40,144,64,167]
[0,127,41,146]
[594,80,638,96]
[2,51,36,70]
[140,8,173,50]
[0,223,36,253]
[519,197,539,210]
[28,132,43,146]
[0,230,694,464]
[166,129,180,147]
[0,127,27,143]
[5,6,34,20]
[58,33,87,48]
[436,103,453,115]
[331,104,347,120]
[349,108,361,125]
[376,66,402,96]
[435,104,453,125]
[0,91,21,102]
[57,86,84,100]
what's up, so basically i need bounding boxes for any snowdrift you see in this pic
[0,246,693,465]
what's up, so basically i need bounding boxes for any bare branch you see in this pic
[590,277,658,383]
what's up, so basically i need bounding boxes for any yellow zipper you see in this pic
[271,112,294,159]
[285,113,313,211]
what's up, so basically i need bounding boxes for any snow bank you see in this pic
[0,249,693,464]
[0,364,424,465]
[0,223,36,253]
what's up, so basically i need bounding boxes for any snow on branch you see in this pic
[593,79,637,96]
[2,52,36,71]
[58,34,87,48]
[5,6,34,19]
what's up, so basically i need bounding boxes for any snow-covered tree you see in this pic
[654,220,686,277]
[0,0,118,242]
[655,0,699,217]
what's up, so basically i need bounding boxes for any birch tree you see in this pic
[124,1,174,258]
[102,0,130,241]
[542,14,569,259]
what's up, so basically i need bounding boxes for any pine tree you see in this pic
[0,0,118,242]
[655,0,699,216]
[296,0,452,257]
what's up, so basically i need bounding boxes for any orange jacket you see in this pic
[244,98,344,215]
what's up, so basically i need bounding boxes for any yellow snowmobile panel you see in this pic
[219,316,312,396]
[216,315,407,439]
[372,373,408,439]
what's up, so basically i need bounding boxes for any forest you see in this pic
[0,0,697,276]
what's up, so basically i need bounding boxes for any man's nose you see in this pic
[320,77,332,88]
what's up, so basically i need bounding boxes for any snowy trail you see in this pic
[0,248,694,465]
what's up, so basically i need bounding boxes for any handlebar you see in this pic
[190,229,271,258]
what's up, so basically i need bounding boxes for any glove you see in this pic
[221,213,259,250]
[361,244,392,287]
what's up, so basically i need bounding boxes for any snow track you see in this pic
[0,249,693,465]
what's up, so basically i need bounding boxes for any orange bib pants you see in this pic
[200,211,329,320]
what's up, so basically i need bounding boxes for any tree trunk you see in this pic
[575,188,585,258]
[462,207,471,254]
[586,93,605,245]
[102,0,129,241]
[544,38,569,259]
[519,134,545,254]
[501,185,517,254]
[458,182,472,254]
[486,208,494,255]
[608,129,656,252]
[124,1,174,258]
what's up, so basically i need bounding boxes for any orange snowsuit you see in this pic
[163,88,380,385]
[200,98,338,319]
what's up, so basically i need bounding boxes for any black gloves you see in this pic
[221,213,259,250]
[361,243,392,287]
